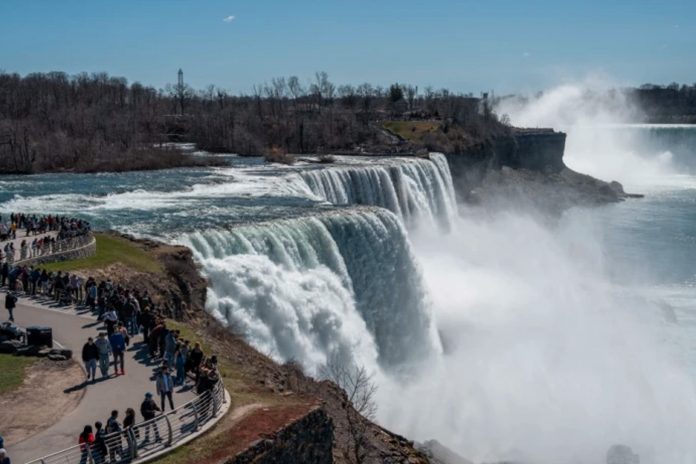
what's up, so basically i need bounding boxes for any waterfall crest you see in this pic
[299,153,457,229]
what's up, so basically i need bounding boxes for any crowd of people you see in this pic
[0,214,91,264]
[1,221,222,464]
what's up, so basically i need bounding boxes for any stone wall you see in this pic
[227,407,334,464]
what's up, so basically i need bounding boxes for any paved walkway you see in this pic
[4,296,196,463]
[1,231,58,262]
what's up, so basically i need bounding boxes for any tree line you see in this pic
[628,83,696,123]
[0,70,507,173]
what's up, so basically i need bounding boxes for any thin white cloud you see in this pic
[223,15,236,23]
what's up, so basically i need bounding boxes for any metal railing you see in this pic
[4,233,94,265]
[25,379,227,464]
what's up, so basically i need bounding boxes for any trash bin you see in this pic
[26,326,53,347]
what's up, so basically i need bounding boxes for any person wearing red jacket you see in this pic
[78,425,95,464]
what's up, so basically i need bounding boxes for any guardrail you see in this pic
[5,233,94,265]
[25,378,227,464]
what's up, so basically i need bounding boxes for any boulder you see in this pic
[48,353,68,361]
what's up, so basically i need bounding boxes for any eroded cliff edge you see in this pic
[445,129,631,213]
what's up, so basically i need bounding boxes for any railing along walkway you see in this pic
[6,233,95,265]
[26,379,229,464]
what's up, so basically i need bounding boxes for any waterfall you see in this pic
[179,207,441,374]
[299,153,457,229]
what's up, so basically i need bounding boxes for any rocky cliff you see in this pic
[446,129,631,212]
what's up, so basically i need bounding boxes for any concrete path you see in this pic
[4,296,196,463]
[1,231,58,262]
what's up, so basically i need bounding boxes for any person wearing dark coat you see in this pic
[81,337,100,381]
[140,392,161,442]
[4,292,17,322]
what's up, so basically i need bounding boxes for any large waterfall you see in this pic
[179,207,441,374]
[298,153,457,229]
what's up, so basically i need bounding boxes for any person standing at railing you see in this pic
[78,425,95,464]
[105,410,122,461]
[123,408,137,433]
[156,366,175,412]
[140,392,162,443]
[93,422,107,464]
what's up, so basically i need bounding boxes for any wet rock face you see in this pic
[445,130,636,213]
[606,444,640,464]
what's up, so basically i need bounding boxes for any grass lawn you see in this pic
[382,120,442,143]
[0,353,37,395]
[42,233,163,274]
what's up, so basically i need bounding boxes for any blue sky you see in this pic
[1,0,694,94]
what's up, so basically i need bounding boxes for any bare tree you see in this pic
[288,75,304,100]
[322,358,377,464]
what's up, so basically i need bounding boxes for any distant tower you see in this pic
[177,69,185,115]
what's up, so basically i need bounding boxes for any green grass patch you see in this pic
[383,120,442,143]
[42,233,163,274]
[0,353,37,395]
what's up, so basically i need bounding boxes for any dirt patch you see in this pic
[0,359,84,444]
[197,403,315,464]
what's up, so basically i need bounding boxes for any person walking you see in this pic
[102,307,118,336]
[4,291,17,322]
[140,392,161,443]
[156,366,175,412]
[94,332,112,378]
[0,448,10,464]
[81,337,99,382]
[78,425,95,464]
[109,329,126,376]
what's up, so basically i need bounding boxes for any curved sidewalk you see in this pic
[6,297,197,463]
